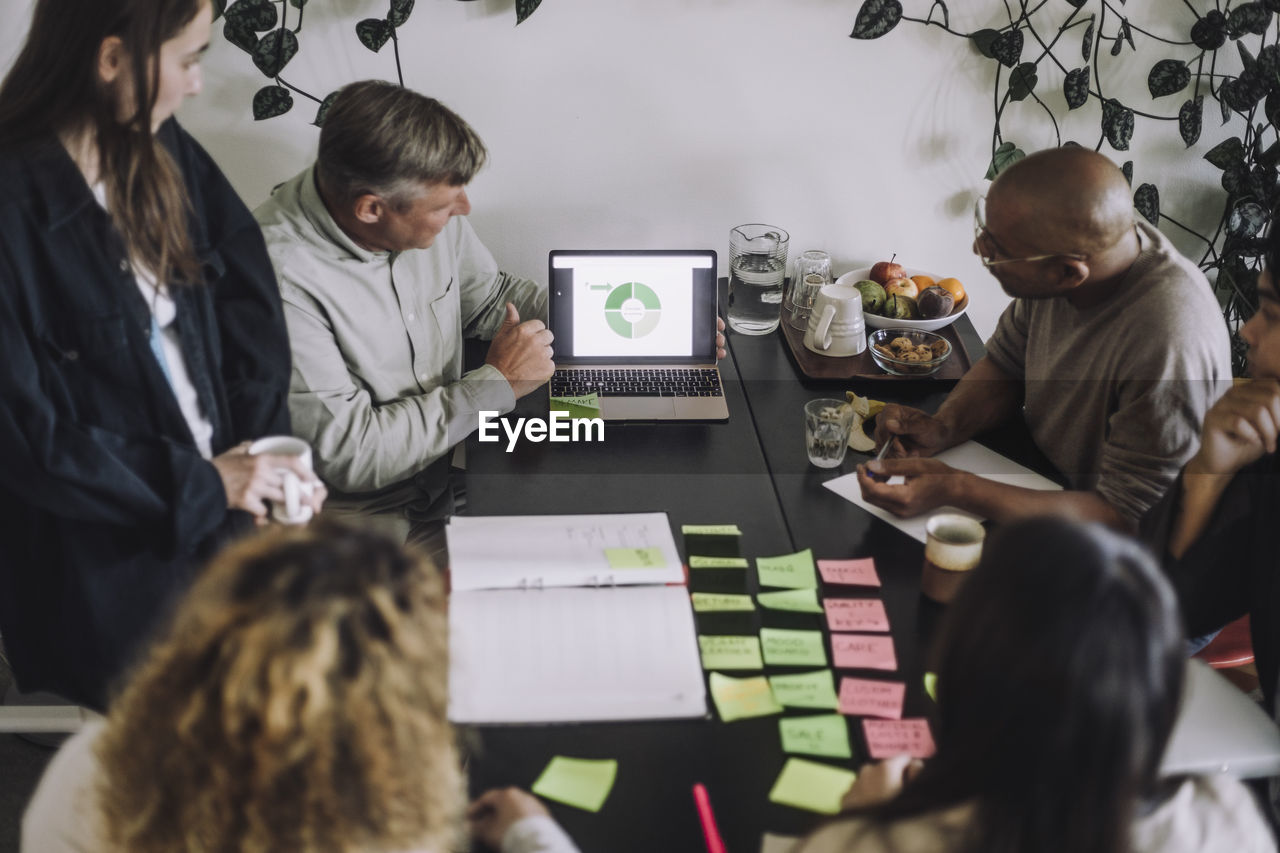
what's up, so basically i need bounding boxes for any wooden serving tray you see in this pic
[779,318,972,381]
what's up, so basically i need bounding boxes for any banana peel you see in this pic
[842,391,884,453]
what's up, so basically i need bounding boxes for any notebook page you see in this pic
[447,586,707,723]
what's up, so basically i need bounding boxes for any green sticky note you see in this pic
[549,393,601,419]
[761,628,827,667]
[757,588,824,613]
[531,756,617,812]
[604,546,666,569]
[757,549,818,589]
[699,635,764,670]
[689,555,750,569]
[924,671,938,702]
[768,757,857,815]
[779,714,853,759]
[682,524,743,536]
[769,670,840,710]
[691,592,756,613]
[709,672,784,722]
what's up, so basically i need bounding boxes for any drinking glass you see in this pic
[787,250,832,330]
[804,399,855,468]
[728,224,789,335]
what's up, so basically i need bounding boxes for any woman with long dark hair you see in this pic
[797,518,1274,853]
[0,0,323,710]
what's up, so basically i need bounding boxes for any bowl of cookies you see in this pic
[868,328,952,376]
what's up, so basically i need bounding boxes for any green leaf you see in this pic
[516,0,543,24]
[389,0,414,27]
[1134,183,1160,225]
[1064,67,1090,109]
[1101,99,1134,151]
[314,91,340,127]
[1008,62,1038,102]
[1192,11,1228,50]
[991,29,1024,68]
[356,18,392,51]
[971,28,1000,58]
[1082,20,1094,61]
[1222,161,1249,193]
[1266,0,1280,11]
[211,0,227,20]
[1147,59,1189,98]
[1227,201,1267,238]
[252,85,293,120]
[252,29,298,77]
[1228,3,1271,37]
[1064,0,1086,7]
[985,141,1025,180]
[289,0,307,6]
[850,0,902,39]
[224,0,276,31]
[1121,161,1133,185]
[223,20,258,53]
[1205,137,1247,169]
[1239,42,1258,72]
[1179,96,1203,147]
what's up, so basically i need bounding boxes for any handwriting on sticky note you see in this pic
[824,598,890,632]
[768,758,857,815]
[548,393,601,420]
[769,670,840,710]
[757,588,824,613]
[760,628,827,667]
[779,714,852,759]
[817,558,881,587]
[690,592,756,613]
[698,635,763,670]
[682,524,743,536]
[830,634,897,670]
[838,677,906,719]
[863,718,936,759]
[531,756,618,812]
[756,549,818,589]
[689,555,750,569]
[709,672,784,722]
[603,546,666,569]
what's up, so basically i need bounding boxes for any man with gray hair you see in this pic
[254,80,555,544]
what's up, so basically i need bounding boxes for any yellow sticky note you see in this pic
[757,549,818,589]
[682,524,743,536]
[689,555,750,569]
[604,546,666,569]
[768,758,857,814]
[531,756,617,812]
[760,628,827,667]
[691,592,756,613]
[779,714,852,759]
[757,588,824,613]
[699,635,764,670]
[768,670,840,710]
[709,672,784,722]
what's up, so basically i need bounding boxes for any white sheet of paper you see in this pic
[822,441,1063,543]
[446,512,684,590]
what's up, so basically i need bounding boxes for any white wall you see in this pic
[0,0,1242,339]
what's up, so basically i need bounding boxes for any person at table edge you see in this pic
[858,146,1230,530]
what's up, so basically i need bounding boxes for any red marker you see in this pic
[692,782,728,853]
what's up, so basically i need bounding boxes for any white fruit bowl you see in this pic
[834,267,969,332]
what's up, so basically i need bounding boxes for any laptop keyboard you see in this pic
[550,368,724,397]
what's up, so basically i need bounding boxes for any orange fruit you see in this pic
[936,277,966,303]
[910,274,935,291]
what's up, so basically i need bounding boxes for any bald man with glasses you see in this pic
[858,146,1230,530]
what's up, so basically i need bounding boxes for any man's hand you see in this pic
[485,303,556,399]
[210,443,327,522]
[873,404,953,459]
[715,316,727,360]
[856,457,963,518]
[840,756,924,810]
[1187,380,1280,478]
[466,787,550,850]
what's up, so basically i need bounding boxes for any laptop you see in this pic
[1160,659,1280,779]
[547,250,729,421]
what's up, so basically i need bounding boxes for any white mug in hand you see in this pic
[248,436,315,524]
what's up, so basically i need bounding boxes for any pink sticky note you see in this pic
[817,558,881,587]
[831,634,897,670]
[863,718,936,759]
[838,677,906,719]
[824,598,890,632]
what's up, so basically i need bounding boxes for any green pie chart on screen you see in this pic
[604,282,662,338]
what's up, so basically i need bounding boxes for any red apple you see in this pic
[869,256,906,285]
[884,277,919,300]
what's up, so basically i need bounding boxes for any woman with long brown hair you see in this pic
[0,0,323,711]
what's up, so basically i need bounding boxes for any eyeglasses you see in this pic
[973,196,1086,268]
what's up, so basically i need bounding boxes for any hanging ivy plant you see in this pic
[852,0,1280,375]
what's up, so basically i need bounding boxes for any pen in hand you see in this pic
[868,436,894,482]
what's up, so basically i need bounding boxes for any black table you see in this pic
[462,313,1007,853]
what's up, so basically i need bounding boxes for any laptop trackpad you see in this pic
[599,396,677,421]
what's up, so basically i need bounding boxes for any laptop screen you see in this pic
[549,251,718,363]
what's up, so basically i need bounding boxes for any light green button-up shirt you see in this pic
[254,167,545,520]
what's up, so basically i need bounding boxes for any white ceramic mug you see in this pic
[803,283,866,357]
[248,435,315,524]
